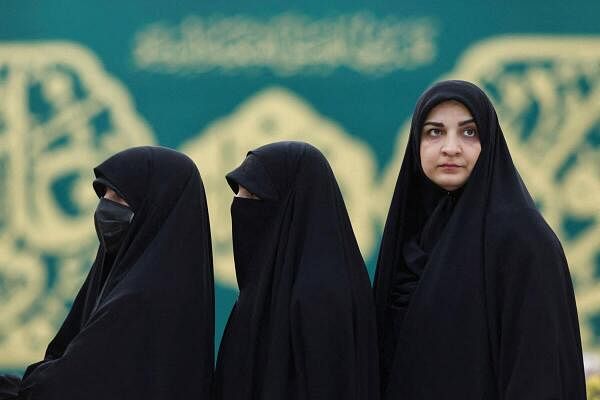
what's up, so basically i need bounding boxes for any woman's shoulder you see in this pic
[486,206,561,251]
[485,207,571,289]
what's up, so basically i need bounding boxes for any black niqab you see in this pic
[374,80,586,399]
[14,146,214,400]
[215,141,379,400]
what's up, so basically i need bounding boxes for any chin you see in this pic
[436,178,466,192]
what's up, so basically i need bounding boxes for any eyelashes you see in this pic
[422,127,479,138]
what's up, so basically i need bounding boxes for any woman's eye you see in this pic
[429,129,442,136]
[464,128,477,137]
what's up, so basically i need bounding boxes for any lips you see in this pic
[439,163,461,168]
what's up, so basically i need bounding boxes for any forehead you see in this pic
[424,100,473,123]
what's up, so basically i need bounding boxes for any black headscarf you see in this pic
[374,80,586,399]
[15,146,214,400]
[0,376,20,399]
[215,141,379,400]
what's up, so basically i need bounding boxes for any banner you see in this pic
[0,1,599,374]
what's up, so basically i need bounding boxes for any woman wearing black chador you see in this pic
[1,146,214,400]
[374,80,586,399]
[215,141,379,400]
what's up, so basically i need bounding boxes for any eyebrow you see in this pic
[459,118,476,126]
[423,118,476,127]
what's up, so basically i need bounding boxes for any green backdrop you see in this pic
[1,0,599,374]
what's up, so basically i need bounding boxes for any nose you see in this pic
[441,132,461,156]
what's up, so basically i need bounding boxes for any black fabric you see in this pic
[15,146,214,400]
[215,141,379,400]
[388,191,458,336]
[0,375,20,400]
[94,198,135,254]
[373,80,586,399]
[93,176,125,198]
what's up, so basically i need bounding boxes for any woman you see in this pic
[2,146,214,399]
[215,141,379,400]
[374,80,586,399]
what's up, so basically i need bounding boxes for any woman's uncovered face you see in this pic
[420,100,482,191]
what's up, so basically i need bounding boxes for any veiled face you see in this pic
[104,187,129,206]
[235,185,260,199]
[420,100,482,191]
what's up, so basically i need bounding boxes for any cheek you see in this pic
[467,143,482,167]
[419,144,437,173]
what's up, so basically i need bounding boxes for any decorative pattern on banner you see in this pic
[0,42,154,367]
[133,13,437,76]
[0,36,599,368]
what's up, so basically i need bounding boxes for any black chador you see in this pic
[215,141,379,400]
[2,147,214,400]
[374,80,586,399]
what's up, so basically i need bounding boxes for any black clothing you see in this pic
[94,197,135,254]
[388,190,458,335]
[373,80,586,399]
[215,141,379,400]
[13,146,214,400]
[0,376,20,399]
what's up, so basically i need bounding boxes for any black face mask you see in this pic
[230,197,277,291]
[94,198,134,254]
